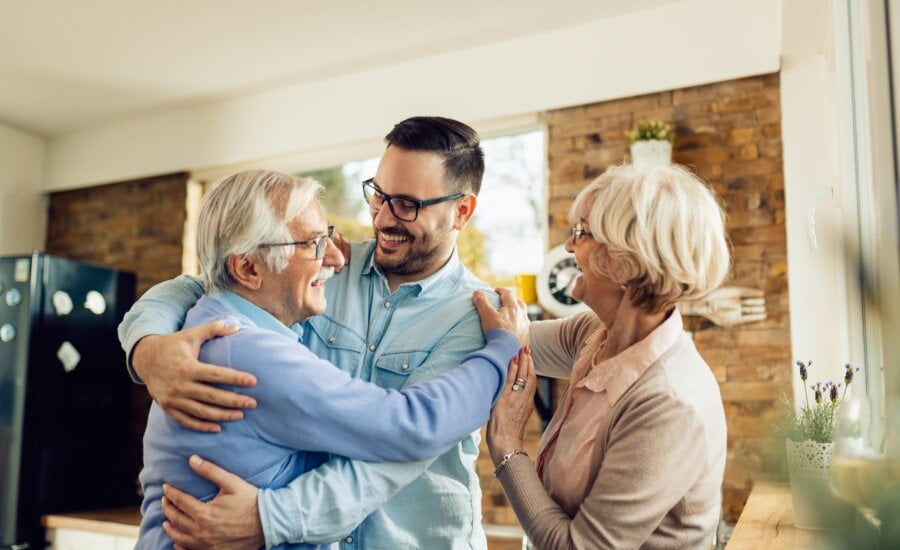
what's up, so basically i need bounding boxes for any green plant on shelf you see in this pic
[625,119,674,144]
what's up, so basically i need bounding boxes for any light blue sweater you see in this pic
[137,290,518,549]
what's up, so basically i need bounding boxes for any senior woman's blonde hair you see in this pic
[569,163,730,313]
[197,169,323,292]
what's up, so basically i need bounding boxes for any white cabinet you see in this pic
[46,527,137,549]
[42,508,141,550]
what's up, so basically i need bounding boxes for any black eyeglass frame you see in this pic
[259,226,335,260]
[361,178,465,222]
[571,221,594,245]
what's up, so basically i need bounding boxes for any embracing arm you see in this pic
[118,274,205,379]
[496,393,709,549]
[118,274,256,432]
[259,457,431,545]
[528,311,600,379]
[244,327,519,462]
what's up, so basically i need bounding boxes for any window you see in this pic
[832,0,900,443]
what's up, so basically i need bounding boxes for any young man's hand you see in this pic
[133,322,256,432]
[162,455,264,550]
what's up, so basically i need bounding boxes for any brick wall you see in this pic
[45,172,191,491]
[480,73,790,525]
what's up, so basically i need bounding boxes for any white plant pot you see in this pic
[785,439,853,530]
[629,139,672,170]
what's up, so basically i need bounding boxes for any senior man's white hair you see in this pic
[197,169,323,292]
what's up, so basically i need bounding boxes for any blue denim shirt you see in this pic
[119,241,499,549]
[136,289,514,550]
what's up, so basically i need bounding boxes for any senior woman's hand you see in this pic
[472,288,529,343]
[487,346,537,466]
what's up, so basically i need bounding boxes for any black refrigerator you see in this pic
[0,253,137,549]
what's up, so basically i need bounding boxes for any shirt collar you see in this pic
[361,241,461,295]
[576,308,685,405]
[209,289,302,341]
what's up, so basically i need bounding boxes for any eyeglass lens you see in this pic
[314,226,336,259]
[572,222,591,244]
[362,181,419,222]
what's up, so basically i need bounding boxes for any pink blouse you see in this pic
[536,309,685,516]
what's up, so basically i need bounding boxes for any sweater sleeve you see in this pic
[529,311,601,379]
[236,328,519,462]
[497,392,709,549]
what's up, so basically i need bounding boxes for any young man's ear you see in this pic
[452,195,477,230]
[227,253,264,290]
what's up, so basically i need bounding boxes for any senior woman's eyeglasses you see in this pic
[259,226,335,260]
[571,221,593,245]
[362,179,464,222]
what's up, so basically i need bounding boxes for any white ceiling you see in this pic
[0,0,677,137]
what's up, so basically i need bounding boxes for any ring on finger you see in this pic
[511,382,525,392]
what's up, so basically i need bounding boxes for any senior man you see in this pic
[134,168,527,549]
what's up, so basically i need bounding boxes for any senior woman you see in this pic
[484,163,730,549]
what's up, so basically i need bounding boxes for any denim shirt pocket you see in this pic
[305,316,365,365]
[374,350,429,390]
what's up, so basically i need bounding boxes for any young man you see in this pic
[135,169,525,549]
[119,117,509,548]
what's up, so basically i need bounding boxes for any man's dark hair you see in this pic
[384,116,485,195]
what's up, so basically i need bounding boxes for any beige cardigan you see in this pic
[497,312,726,549]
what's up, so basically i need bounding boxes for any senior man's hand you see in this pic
[133,321,257,433]
[473,288,530,343]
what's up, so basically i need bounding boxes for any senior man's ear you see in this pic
[227,254,264,290]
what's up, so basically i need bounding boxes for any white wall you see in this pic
[0,122,46,255]
[43,0,782,191]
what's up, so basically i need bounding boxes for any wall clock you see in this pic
[536,244,589,318]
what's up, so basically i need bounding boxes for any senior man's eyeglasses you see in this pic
[362,179,464,222]
[572,221,594,245]
[259,226,335,260]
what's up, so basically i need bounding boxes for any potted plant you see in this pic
[777,361,859,530]
[626,119,674,169]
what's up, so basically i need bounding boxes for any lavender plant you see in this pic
[777,361,860,443]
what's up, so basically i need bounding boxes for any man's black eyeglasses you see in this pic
[362,179,464,222]
[259,226,335,260]
[572,221,593,245]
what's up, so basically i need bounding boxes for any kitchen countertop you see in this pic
[41,508,525,547]
[727,481,826,549]
[42,487,830,549]
[42,507,141,537]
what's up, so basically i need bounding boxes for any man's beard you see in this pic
[374,222,452,277]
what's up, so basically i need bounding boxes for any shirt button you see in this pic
[401,363,409,371]
[384,301,391,308]
[345,536,353,543]
[369,344,376,351]
[328,336,336,343]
